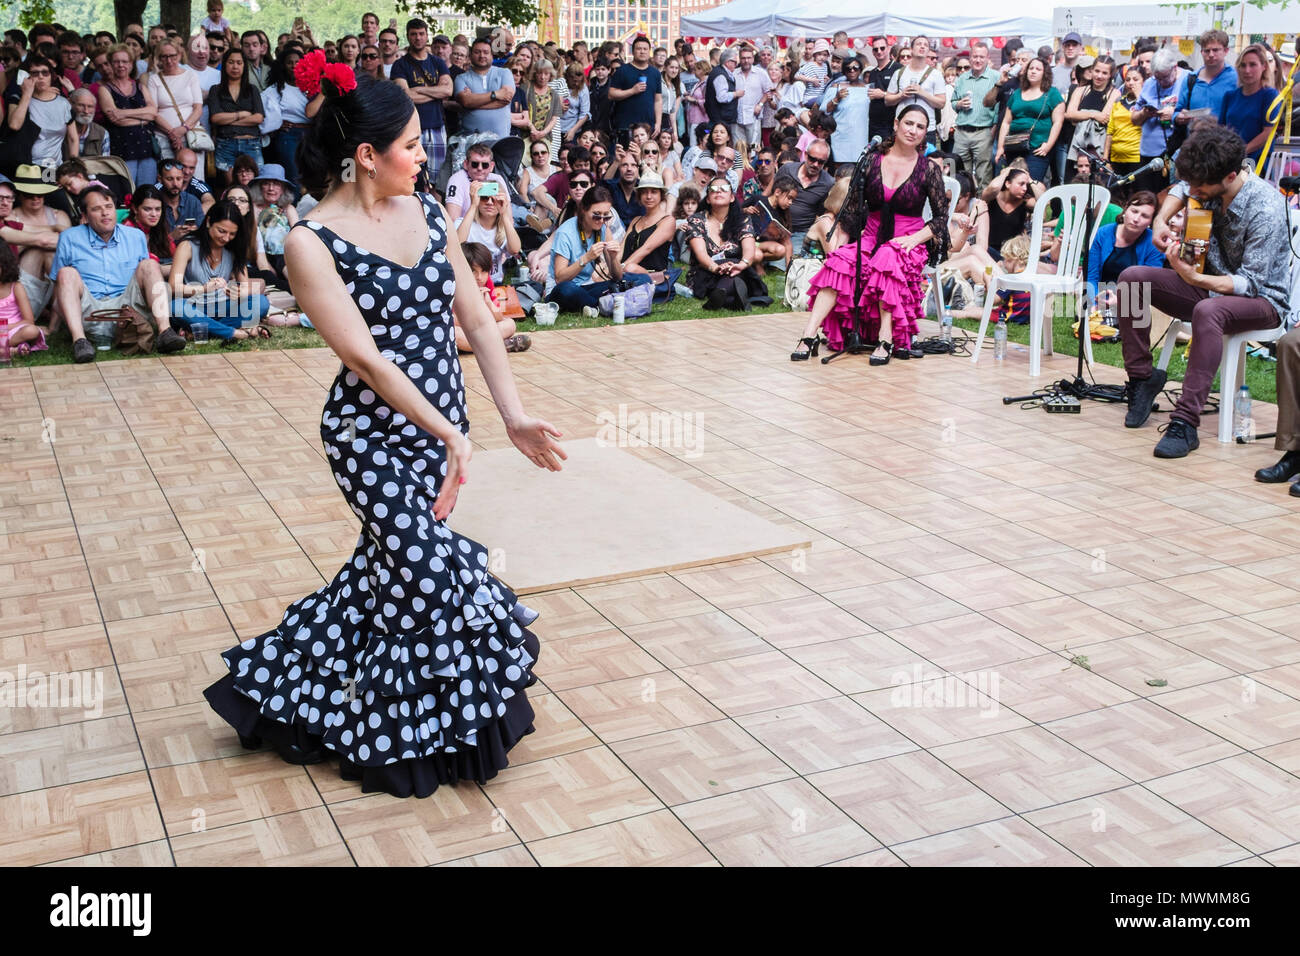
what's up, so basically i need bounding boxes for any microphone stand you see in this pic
[1002,156,1123,407]
[823,137,884,364]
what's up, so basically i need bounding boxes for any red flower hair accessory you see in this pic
[295,49,327,97]
[323,62,357,95]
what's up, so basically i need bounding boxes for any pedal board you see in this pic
[1043,395,1081,414]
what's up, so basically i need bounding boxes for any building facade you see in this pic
[553,0,730,49]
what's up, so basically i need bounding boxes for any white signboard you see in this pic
[1053,5,1213,41]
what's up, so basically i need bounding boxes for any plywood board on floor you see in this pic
[448,438,809,594]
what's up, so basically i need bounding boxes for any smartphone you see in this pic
[616,128,631,150]
[478,182,499,197]
[292,17,304,32]
[183,217,196,227]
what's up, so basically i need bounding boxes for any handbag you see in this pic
[157,72,215,152]
[1004,91,1049,156]
[598,280,653,318]
[783,256,822,311]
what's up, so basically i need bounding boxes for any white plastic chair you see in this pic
[970,184,1111,377]
[1155,206,1300,443]
[923,175,962,324]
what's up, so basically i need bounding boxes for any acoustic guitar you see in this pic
[1178,197,1213,271]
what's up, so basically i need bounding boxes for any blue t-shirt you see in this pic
[50,224,148,299]
[390,52,450,131]
[1175,65,1238,122]
[453,66,514,139]
[549,217,612,284]
[1219,85,1277,161]
[610,63,662,130]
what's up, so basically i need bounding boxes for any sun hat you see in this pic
[812,39,832,55]
[635,170,666,193]
[250,163,297,194]
[12,163,57,195]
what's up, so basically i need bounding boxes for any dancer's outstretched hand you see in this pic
[508,417,566,471]
[433,430,473,521]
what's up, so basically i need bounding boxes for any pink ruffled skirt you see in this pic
[807,215,929,352]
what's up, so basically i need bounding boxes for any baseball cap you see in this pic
[693,156,718,173]
[1063,32,1083,45]
[432,34,450,44]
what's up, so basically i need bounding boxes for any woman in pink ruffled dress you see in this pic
[790,104,948,365]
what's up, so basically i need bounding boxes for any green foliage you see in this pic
[412,0,539,30]
[20,0,58,27]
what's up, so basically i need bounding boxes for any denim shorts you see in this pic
[214,136,263,172]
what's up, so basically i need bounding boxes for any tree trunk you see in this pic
[114,0,149,38]
[160,0,194,35]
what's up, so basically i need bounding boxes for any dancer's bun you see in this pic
[298,68,415,195]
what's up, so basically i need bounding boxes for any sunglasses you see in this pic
[844,64,862,72]
[873,45,887,52]
[707,184,731,193]
[361,53,379,60]
[468,161,492,169]
[754,158,772,166]
[805,156,826,165]
[160,160,184,170]
[588,211,613,221]
[570,179,591,187]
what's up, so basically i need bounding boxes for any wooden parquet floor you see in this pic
[2,313,1299,866]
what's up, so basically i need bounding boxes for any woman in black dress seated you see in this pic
[980,164,1044,261]
[683,175,770,310]
[621,170,679,299]
[203,71,565,799]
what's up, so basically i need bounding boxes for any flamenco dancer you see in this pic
[790,104,949,365]
[204,54,566,798]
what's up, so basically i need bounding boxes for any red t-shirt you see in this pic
[542,171,570,208]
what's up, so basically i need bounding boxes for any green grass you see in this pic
[9,274,1281,410]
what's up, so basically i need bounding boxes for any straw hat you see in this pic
[12,164,57,195]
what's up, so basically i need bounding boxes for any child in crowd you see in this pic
[457,242,531,354]
[0,242,45,358]
[199,0,231,37]
[995,234,1033,325]
[674,183,700,264]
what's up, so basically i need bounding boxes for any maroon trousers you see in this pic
[1116,266,1279,429]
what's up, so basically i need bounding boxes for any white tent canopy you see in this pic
[1053,1,1300,43]
[681,0,1052,45]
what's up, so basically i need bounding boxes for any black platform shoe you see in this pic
[273,725,328,765]
[791,336,820,361]
[869,342,893,366]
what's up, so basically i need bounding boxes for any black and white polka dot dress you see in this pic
[204,193,540,799]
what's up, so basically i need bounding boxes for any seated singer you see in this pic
[790,104,948,365]
[1116,123,1291,459]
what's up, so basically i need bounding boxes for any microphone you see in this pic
[1112,156,1165,187]
[860,135,883,157]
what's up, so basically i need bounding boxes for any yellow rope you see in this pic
[1256,55,1299,176]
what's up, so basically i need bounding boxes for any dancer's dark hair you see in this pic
[298,73,416,194]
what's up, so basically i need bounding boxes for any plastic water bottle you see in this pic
[993,316,1007,361]
[1233,384,1252,440]
[612,294,625,324]
[940,311,953,346]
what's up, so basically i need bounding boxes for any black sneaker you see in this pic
[1124,369,1167,428]
[1154,419,1200,459]
[157,327,188,354]
[72,337,95,363]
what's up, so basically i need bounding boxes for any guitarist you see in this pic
[1115,123,1291,459]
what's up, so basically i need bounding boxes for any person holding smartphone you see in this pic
[157,158,204,241]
